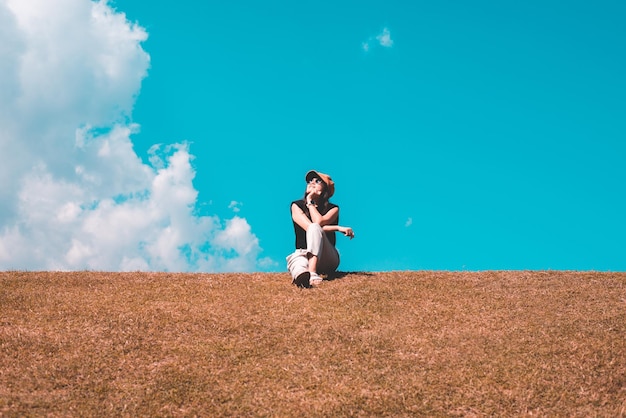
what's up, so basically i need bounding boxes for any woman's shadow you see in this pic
[325,271,376,282]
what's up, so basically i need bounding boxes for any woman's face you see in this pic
[307,177,325,198]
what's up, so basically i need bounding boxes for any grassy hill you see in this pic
[1,271,625,416]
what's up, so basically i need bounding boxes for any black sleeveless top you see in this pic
[291,199,339,249]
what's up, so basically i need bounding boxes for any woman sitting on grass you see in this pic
[287,170,355,288]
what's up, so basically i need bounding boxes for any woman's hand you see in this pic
[339,226,355,239]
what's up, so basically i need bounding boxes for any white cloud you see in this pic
[0,0,268,272]
[362,27,394,52]
[377,28,393,48]
[228,201,242,213]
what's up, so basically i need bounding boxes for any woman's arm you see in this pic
[323,224,355,239]
[292,202,340,229]
[291,203,312,231]
[308,205,339,227]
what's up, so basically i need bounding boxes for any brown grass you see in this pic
[1,271,625,417]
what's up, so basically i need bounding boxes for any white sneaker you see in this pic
[309,273,323,287]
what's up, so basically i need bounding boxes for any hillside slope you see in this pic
[1,271,625,416]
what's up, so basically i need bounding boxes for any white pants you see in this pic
[286,223,340,281]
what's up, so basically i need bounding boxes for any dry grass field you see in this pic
[1,270,625,417]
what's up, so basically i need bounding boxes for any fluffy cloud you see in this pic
[362,27,394,52]
[0,0,265,271]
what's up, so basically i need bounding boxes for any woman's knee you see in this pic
[306,223,323,240]
[306,223,323,233]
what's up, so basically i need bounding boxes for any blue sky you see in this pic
[1,0,624,272]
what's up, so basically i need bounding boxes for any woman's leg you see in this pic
[286,249,310,287]
[306,223,339,274]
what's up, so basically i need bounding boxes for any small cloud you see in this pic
[228,201,242,213]
[405,217,413,227]
[258,257,279,269]
[376,28,393,48]
[363,27,394,52]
